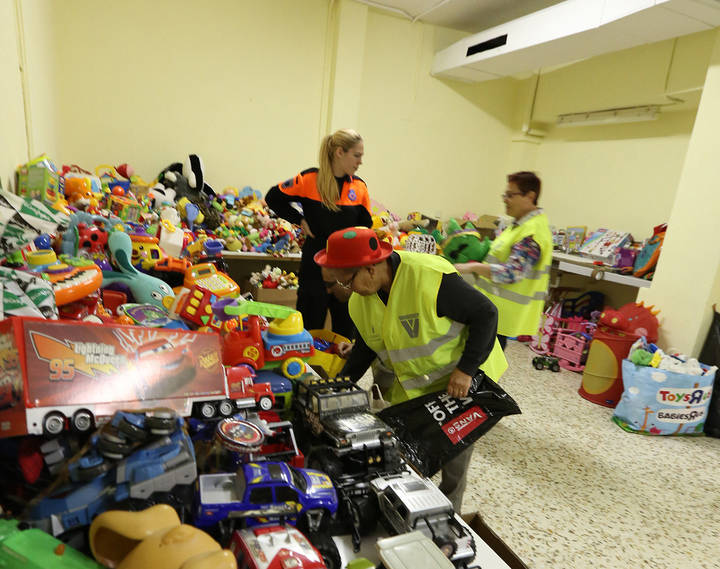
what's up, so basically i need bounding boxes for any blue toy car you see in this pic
[195,461,338,532]
[28,417,196,536]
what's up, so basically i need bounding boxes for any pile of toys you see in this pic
[0,318,478,568]
[248,265,299,289]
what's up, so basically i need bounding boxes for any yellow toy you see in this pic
[89,504,236,569]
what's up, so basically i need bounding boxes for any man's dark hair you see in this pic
[507,171,541,204]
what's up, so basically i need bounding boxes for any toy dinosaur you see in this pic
[102,231,174,308]
[599,301,660,343]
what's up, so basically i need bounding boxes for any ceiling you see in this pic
[353,0,568,33]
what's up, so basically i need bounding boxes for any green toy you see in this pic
[630,348,654,366]
[441,218,491,264]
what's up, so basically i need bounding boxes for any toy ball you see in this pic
[111,186,126,196]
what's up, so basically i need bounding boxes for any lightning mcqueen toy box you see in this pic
[0,316,228,438]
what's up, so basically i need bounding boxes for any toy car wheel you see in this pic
[436,537,457,559]
[117,417,149,441]
[198,402,217,419]
[307,531,341,569]
[258,396,273,411]
[146,409,178,434]
[98,430,134,458]
[71,409,94,433]
[75,458,111,482]
[218,400,235,417]
[533,358,545,371]
[281,357,305,379]
[43,412,66,436]
[550,361,561,372]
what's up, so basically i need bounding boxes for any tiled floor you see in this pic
[461,340,720,569]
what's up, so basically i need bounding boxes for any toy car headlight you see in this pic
[281,559,300,569]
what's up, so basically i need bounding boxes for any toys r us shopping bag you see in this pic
[378,373,520,476]
[613,359,715,435]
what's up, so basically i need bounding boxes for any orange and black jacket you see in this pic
[266,168,372,283]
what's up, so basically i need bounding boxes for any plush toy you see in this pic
[102,231,175,308]
[440,218,491,264]
[599,301,660,343]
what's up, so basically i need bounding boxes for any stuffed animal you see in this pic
[441,218,491,264]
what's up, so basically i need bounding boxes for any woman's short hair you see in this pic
[507,171,541,204]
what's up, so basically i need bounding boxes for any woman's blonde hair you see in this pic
[317,129,363,211]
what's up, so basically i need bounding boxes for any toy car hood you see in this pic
[297,468,338,504]
[323,411,392,438]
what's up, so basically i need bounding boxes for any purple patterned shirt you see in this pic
[489,209,543,284]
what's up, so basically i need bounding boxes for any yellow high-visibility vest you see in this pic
[474,212,552,337]
[349,251,507,404]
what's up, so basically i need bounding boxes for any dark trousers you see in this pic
[296,284,355,338]
[498,335,508,350]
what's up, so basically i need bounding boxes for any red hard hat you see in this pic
[314,227,393,268]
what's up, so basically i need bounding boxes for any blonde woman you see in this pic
[265,129,372,336]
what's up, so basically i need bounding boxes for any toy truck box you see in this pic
[0,317,269,437]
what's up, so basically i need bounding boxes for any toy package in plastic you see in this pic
[377,373,521,477]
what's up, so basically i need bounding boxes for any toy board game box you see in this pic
[0,317,224,437]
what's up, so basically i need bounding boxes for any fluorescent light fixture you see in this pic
[556,105,660,127]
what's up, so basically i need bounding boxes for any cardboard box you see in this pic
[462,513,529,569]
[243,282,298,309]
[0,317,224,437]
[15,154,62,206]
[471,215,500,239]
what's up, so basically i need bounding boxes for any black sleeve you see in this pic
[437,272,498,376]
[265,186,304,226]
[339,333,377,382]
[357,205,372,228]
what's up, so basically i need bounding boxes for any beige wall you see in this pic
[525,31,717,238]
[35,0,331,191]
[0,0,29,190]
[354,8,519,219]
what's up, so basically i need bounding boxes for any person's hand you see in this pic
[300,218,315,238]
[446,368,472,398]
[336,341,354,358]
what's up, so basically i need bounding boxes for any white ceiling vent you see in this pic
[432,0,720,82]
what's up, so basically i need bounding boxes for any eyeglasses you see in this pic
[501,191,523,199]
[334,270,359,290]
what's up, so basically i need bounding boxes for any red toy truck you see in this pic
[222,310,314,380]
[0,317,273,437]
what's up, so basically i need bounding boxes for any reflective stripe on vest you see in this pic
[473,278,548,304]
[476,213,553,337]
[349,252,507,404]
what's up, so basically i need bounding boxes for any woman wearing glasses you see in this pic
[265,129,372,337]
[455,171,553,350]
[315,227,508,512]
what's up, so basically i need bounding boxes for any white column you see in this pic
[638,29,720,355]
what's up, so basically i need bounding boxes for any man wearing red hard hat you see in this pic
[315,226,507,512]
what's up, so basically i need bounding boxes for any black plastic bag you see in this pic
[378,373,521,477]
[699,306,720,438]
